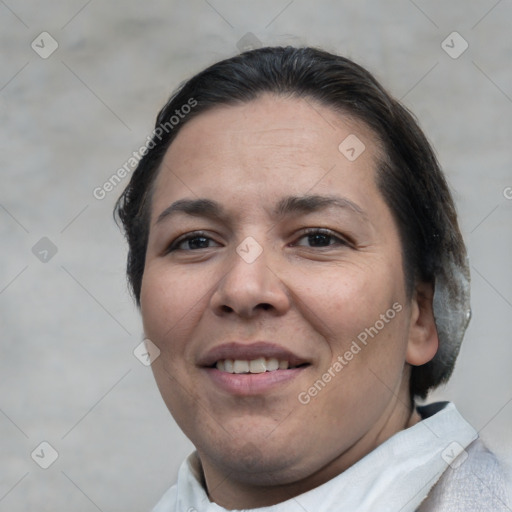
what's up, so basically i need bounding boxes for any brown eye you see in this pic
[166,231,221,252]
[293,228,349,248]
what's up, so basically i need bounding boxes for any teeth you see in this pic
[215,357,294,374]
[233,360,250,373]
[266,358,279,371]
[249,357,266,373]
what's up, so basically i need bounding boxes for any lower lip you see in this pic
[203,367,309,395]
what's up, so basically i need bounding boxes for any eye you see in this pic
[165,228,350,253]
[166,231,221,252]
[292,228,350,248]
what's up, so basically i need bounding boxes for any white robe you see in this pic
[152,402,512,511]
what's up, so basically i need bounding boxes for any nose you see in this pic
[209,239,291,319]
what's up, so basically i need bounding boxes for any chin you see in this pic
[197,430,310,482]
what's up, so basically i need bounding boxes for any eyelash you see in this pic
[166,228,350,253]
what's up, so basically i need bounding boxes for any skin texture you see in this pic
[140,94,439,509]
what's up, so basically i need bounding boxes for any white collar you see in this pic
[154,402,478,512]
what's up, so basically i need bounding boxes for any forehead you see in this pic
[150,94,385,222]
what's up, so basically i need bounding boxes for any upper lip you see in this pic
[198,341,310,368]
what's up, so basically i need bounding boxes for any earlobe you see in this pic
[406,281,439,366]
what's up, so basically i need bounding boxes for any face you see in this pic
[140,94,435,493]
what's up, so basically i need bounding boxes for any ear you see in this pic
[406,281,439,366]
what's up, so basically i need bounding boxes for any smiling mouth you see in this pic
[213,357,310,374]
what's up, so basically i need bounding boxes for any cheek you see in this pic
[299,261,410,396]
[140,272,169,342]
[140,264,204,358]
[140,267,207,423]
[301,260,406,344]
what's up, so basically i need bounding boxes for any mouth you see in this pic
[213,357,309,374]
[198,341,311,395]
[198,341,310,371]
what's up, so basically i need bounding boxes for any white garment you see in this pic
[152,402,511,511]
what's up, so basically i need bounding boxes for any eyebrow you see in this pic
[155,194,368,226]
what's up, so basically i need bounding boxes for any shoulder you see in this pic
[150,483,177,512]
[419,438,512,512]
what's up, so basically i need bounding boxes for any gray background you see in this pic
[1,1,511,510]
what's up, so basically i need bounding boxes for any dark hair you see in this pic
[114,46,470,398]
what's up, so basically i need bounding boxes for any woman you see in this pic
[115,47,511,511]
